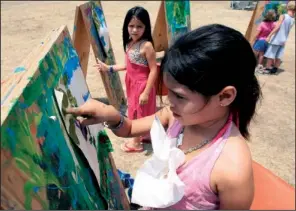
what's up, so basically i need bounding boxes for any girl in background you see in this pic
[95,6,158,152]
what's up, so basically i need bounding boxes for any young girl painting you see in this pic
[95,6,158,152]
[67,24,262,210]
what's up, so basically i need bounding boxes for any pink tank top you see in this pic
[161,114,234,210]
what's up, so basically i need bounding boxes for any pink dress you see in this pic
[125,40,156,120]
[144,113,235,210]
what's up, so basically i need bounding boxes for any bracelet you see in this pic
[103,114,124,130]
[109,65,114,73]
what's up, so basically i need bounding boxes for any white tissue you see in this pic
[131,117,185,208]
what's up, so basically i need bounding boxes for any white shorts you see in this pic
[264,44,285,59]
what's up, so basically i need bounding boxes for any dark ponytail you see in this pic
[160,24,262,139]
[231,75,262,139]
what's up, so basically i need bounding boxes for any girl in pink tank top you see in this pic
[95,6,158,153]
[68,24,262,209]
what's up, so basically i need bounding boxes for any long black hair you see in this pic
[122,6,154,52]
[160,24,262,139]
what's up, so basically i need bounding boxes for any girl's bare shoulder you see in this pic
[141,40,154,50]
[212,125,253,186]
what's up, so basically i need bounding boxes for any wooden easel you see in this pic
[1,25,130,210]
[245,1,267,43]
[72,1,126,111]
[152,1,191,96]
[153,1,191,53]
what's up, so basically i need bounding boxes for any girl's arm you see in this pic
[111,106,171,138]
[215,139,254,210]
[65,99,171,138]
[109,64,126,72]
[266,15,285,42]
[140,42,158,101]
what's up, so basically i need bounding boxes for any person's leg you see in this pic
[253,50,259,58]
[270,46,285,74]
[274,58,282,68]
[262,44,279,73]
[258,51,265,66]
[255,51,265,73]
[123,105,144,152]
[265,58,274,69]
[275,46,285,68]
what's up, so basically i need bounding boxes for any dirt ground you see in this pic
[1,1,295,187]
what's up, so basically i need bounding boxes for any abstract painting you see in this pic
[165,1,191,44]
[1,25,129,210]
[255,1,288,25]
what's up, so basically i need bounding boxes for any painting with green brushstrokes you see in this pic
[1,25,128,210]
[87,1,126,112]
[255,1,288,26]
[165,1,191,42]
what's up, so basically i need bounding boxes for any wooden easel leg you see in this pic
[76,2,126,110]
[73,6,91,78]
[152,1,169,53]
[245,1,266,43]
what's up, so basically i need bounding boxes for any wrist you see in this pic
[142,90,150,96]
[109,65,114,73]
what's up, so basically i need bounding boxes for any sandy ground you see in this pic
[1,1,295,187]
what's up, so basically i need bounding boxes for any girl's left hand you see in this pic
[94,58,109,72]
[139,92,149,105]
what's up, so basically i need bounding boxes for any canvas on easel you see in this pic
[72,1,126,112]
[152,0,191,96]
[1,25,129,210]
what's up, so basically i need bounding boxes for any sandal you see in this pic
[121,142,144,153]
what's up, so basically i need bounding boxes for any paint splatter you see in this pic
[14,66,26,73]
[82,91,90,102]
[1,83,17,106]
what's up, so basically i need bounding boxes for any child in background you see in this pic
[252,9,276,72]
[67,24,262,210]
[95,6,158,152]
[263,1,295,74]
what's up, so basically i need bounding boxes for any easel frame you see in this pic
[72,1,126,111]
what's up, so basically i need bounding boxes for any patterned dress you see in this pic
[125,40,156,121]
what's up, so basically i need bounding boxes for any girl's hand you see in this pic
[65,99,120,126]
[94,58,109,72]
[266,36,271,43]
[139,92,149,105]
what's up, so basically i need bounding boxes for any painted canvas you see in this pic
[165,1,191,45]
[74,2,126,111]
[255,1,288,25]
[91,1,126,113]
[1,25,129,210]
